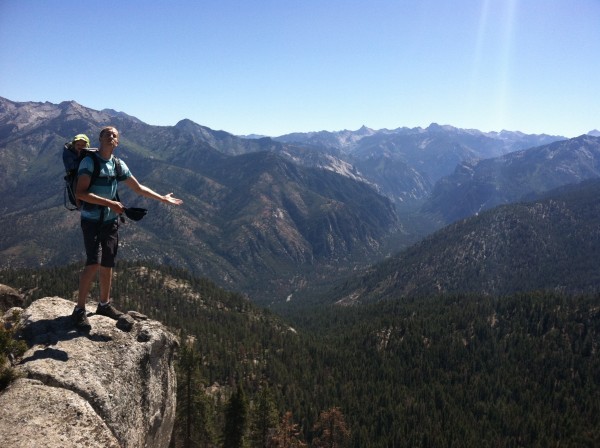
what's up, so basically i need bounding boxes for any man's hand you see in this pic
[162,193,183,205]
[108,200,126,215]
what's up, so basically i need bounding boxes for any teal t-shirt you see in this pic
[78,154,131,222]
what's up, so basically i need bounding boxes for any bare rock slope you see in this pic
[0,296,179,448]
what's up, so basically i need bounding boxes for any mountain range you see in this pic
[275,123,566,207]
[1,96,599,305]
[423,134,600,224]
[0,98,400,304]
[327,178,600,305]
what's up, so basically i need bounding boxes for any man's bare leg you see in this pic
[98,266,113,304]
[78,264,99,309]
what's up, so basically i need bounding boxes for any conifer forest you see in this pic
[1,262,599,447]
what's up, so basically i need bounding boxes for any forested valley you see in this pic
[1,262,599,447]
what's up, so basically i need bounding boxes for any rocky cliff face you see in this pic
[0,296,179,448]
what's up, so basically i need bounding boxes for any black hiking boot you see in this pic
[95,302,124,320]
[72,307,91,332]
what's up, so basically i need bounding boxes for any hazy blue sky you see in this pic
[1,0,598,137]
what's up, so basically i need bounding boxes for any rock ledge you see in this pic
[0,296,178,448]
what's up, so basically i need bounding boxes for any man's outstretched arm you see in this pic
[123,176,183,205]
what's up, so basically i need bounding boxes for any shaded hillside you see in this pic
[423,135,600,224]
[329,179,600,305]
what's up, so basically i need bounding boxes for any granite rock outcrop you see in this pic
[0,296,178,448]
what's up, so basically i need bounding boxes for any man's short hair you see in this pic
[100,126,118,139]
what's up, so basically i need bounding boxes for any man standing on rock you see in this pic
[72,126,183,330]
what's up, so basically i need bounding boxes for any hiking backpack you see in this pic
[62,142,123,211]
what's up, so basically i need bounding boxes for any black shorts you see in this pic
[81,219,119,267]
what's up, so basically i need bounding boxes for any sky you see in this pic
[1,0,599,137]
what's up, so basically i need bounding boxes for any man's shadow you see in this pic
[20,314,112,364]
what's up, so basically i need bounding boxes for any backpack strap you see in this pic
[64,184,78,211]
[111,156,123,202]
[113,156,123,178]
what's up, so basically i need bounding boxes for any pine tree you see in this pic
[172,339,216,448]
[223,384,249,448]
[311,407,350,448]
[269,411,306,448]
[249,387,279,448]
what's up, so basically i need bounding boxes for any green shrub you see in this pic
[0,310,27,391]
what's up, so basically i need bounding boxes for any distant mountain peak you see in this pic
[175,118,198,128]
[498,129,525,138]
[238,134,269,139]
[426,123,456,133]
[588,129,600,137]
[59,100,90,115]
[356,125,374,135]
[58,100,82,108]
